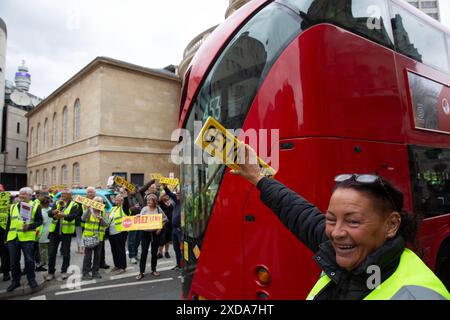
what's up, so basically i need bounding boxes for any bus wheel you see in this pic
[435,240,450,291]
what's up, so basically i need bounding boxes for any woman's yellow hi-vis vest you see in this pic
[306,248,450,300]
[7,202,40,242]
[82,211,106,241]
[109,206,129,233]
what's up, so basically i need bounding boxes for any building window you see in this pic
[36,170,40,185]
[52,112,57,147]
[43,168,48,186]
[37,123,41,154]
[51,167,56,185]
[17,122,20,134]
[131,174,144,188]
[44,118,48,151]
[62,106,68,145]
[73,162,80,185]
[16,147,19,159]
[30,127,34,155]
[73,99,80,141]
[112,172,127,180]
[61,165,68,185]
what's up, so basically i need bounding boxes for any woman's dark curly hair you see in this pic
[333,176,421,246]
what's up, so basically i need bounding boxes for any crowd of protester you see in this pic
[0,179,182,292]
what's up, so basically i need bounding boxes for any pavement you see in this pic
[0,238,180,300]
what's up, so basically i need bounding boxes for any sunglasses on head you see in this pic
[334,174,397,211]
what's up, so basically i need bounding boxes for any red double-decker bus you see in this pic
[177,0,450,299]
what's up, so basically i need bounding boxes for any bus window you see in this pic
[409,146,450,218]
[280,0,394,48]
[390,4,449,73]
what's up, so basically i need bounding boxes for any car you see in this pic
[53,189,117,212]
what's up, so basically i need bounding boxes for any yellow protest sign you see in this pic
[114,176,136,193]
[49,185,67,193]
[159,177,179,187]
[184,242,189,261]
[74,195,105,211]
[195,117,276,178]
[0,192,10,227]
[121,214,163,231]
[150,173,162,180]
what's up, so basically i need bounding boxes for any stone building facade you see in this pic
[26,57,181,189]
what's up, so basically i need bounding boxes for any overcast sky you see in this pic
[1,0,450,99]
[0,0,229,98]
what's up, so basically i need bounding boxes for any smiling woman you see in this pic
[232,145,450,300]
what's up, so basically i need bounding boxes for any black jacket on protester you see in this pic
[256,177,404,300]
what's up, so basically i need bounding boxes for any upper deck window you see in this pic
[391,4,449,73]
[279,0,394,48]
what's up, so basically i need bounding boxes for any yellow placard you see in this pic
[120,214,163,231]
[150,173,162,180]
[184,242,189,261]
[49,185,67,193]
[74,195,105,211]
[113,176,136,193]
[194,117,276,178]
[0,192,10,226]
[159,177,179,186]
[193,245,201,260]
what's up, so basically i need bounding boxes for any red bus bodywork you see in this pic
[179,0,450,299]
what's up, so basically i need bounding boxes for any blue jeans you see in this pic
[127,231,141,259]
[8,239,36,285]
[172,227,182,268]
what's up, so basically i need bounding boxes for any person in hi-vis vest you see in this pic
[232,145,449,300]
[4,187,42,292]
[44,189,80,281]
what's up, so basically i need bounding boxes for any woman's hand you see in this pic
[230,144,265,186]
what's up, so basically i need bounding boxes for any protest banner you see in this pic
[113,176,136,193]
[121,214,163,231]
[0,192,10,226]
[74,195,105,211]
[195,117,276,178]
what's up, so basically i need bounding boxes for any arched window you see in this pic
[73,99,80,141]
[51,167,56,185]
[29,127,34,155]
[62,106,68,145]
[73,162,80,184]
[43,118,48,151]
[36,169,40,185]
[52,113,57,147]
[43,168,48,186]
[36,123,41,154]
[61,165,68,185]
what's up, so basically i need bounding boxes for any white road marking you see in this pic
[54,277,173,296]
[60,279,97,289]
[109,265,176,280]
[30,295,47,300]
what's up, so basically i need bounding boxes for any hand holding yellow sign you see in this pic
[114,176,136,193]
[74,195,105,211]
[195,117,276,178]
[121,214,163,231]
